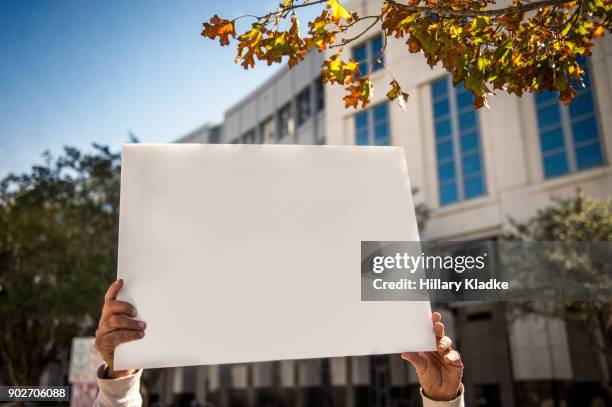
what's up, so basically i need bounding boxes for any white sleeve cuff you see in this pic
[94,364,142,407]
[420,387,464,407]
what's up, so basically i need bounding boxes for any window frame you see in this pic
[534,58,605,179]
[208,127,222,144]
[295,86,312,127]
[260,116,275,144]
[354,102,390,146]
[277,102,293,141]
[352,34,385,76]
[241,128,258,144]
[315,76,325,113]
[431,76,487,206]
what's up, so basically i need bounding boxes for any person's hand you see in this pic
[95,279,146,379]
[401,312,463,401]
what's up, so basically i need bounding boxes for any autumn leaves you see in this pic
[202,0,611,111]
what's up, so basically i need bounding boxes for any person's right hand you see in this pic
[401,312,463,401]
[95,279,146,379]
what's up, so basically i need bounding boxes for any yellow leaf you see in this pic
[386,80,410,111]
[327,0,352,24]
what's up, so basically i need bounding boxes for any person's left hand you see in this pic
[401,312,464,401]
[95,279,146,379]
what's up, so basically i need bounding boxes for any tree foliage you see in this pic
[508,190,612,241]
[507,190,612,400]
[0,145,121,385]
[202,0,611,110]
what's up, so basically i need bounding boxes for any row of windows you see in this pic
[231,32,604,207]
[234,77,324,144]
[354,60,605,207]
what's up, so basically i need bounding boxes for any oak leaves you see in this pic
[203,0,611,110]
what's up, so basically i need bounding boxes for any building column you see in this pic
[346,357,354,407]
[274,110,282,144]
[160,368,175,406]
[289,100,297,144]
[195,366,208,405]
[310,80,319,145]
[294,360,303,407]
[219,365,231,407]
[247,364,256,407]
[254,122,263,144]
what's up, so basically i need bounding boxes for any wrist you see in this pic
[105,364,137,379]
[423,383,463,402]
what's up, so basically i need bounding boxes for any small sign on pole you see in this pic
[69,337,104,407]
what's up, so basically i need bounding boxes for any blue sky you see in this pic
[0,1,320,177]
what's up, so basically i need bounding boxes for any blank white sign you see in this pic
[114,144,435,370]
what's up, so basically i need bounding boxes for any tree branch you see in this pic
[234,0,328,23]
[386,0,575,18]
[330,15,381,48]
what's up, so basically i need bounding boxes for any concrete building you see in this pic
[175,123,223,145]
[223,50,325,146]
[162,1,612,405]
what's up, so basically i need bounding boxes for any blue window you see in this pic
[355,102,390,146]
[431,76,486,206]
[352,34,384,76]
[535,57,604,178]
[355,110,369,146]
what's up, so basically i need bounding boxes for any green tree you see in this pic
[413,188,430,233]
[0,145,121,385]
[507,190,612,401]
[202,0,611,110]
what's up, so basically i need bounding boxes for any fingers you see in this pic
[404,312,441,370]
[97,314,146,336]
[432,311,455,355]
[104,279,124,302]
[100,280,138,325]
[443,350,463,367]
[101,300,137,321]
[98,330,145,348]
[96,279,145,369]
[432,312,442,324]
[437,335,453,354]
[432,312,445,339]
[434,321,445,338]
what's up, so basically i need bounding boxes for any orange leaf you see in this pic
[202,15,236,46]
[593,25,605,38]
[343,78,372,109]
[407,36,421,53]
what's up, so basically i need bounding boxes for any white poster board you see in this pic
[115,144,435,370]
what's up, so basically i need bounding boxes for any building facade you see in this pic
[161,2,612,405]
